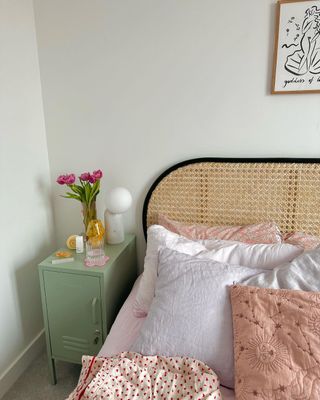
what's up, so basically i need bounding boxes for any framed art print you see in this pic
[272,0,320,93]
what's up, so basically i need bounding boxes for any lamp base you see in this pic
[104,211,125,244]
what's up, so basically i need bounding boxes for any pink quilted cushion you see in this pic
[283,231,320,251]
[230,285,320,400]
[159,214,281,244]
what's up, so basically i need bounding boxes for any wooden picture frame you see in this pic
[272,0,320,94]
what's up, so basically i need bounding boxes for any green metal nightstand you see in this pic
[38,234,137,384]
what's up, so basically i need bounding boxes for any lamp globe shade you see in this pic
[106,187,132,214]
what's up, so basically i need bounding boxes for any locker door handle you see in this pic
[94,329,101,345]
[91,297,98,324]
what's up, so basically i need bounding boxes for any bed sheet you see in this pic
[98,276,145,357]
[98,275,235,400]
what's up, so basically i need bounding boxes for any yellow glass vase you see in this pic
[85,219,108,267]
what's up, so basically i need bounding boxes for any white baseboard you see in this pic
[0,329,45,399]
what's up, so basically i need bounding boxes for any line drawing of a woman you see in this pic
[285,6,320,75]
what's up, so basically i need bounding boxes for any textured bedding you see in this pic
[158,214,282,243]
[67,352,222,400]
[230,285,320,399]
[99,276,235,399]
[98,277,144,357]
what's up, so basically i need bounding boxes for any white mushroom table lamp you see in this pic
[104,187,132,244]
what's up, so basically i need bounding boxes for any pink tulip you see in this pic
[57,173,75,185]
[92,169,103,179]
[88,174,97,184]
[80,172,91,181]
[56,175,67,185]
[65,174,75,184]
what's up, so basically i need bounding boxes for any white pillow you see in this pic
[133,225,303,317]
[131,247,267,388]
[243,246,320,290]
[201,237,302,268]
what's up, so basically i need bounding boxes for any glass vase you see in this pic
[82,201,97,237]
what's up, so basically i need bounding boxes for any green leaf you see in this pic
[69,185,85,201]
[62,192,82,201]
[84,183,91,204]
[70,184,82,194]
[88,181,100,206]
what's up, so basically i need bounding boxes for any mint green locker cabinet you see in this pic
[44,271,102,362]
[38,234,137,384]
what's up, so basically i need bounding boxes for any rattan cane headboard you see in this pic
[143,158,320,239]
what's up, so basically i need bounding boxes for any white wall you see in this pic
[0,0,55,396]
[33,0,320,266]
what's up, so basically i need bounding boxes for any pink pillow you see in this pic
[230,285,320,399]
[283,231,320,250]
[159,214,281,244]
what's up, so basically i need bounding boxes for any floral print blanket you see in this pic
[67,352,221,400]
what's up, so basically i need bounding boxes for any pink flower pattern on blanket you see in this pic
[158,214,282,244]
[283,231,320,250]
[67,352,221,400]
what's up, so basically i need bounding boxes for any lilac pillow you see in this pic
[131,248,267,388]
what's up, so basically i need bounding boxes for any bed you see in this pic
[68,158,320,400]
